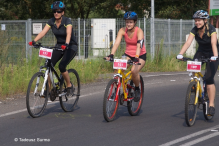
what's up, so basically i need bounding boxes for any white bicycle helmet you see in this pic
[193,10,209,19]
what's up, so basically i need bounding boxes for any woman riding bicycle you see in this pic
[177,10,219,116]
[29,1,78,98]
[105,11,146,101]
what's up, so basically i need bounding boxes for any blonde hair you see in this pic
[197,19,210,37]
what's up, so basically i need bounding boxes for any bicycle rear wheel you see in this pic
[185,81,198,126]
[103,79,119,122]
[127,75,144,116]
[26,72,48,118]
[60,69,80,112]
[203,93,214,120]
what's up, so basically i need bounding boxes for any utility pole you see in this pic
[150,0,155,59]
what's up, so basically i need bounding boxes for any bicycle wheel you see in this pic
[103,79,119,122]
[26,72,48,118]
[185,81,198,126]
[60,69,80,112]
[127,75,144,116]
[203,93,214,120]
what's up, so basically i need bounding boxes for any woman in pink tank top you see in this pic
[105,11,146,101]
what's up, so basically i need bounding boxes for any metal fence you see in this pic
[0,18,194,64]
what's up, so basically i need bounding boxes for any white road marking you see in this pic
[0,72,185,118]
[142,72,188,77]
[180,132,219,146]
[211,129,218,132]
[0,91,103,118]
[159,125,219,146]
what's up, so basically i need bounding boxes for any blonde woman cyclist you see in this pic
[105,11,146,102]
[177,10,219,116]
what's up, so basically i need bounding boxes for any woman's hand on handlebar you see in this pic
[28,40,36,46]
[104,54,114,61]
[176,54,183,60]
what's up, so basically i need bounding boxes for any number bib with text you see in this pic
[113,59,127,70]
[187,61,202,72]
[39,47,53,59]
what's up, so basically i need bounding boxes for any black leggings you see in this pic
[51,47,77,73]
[193,52,219,85]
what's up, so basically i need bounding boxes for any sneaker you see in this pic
[134,89,140,102]
[66,85,74,96]
[208,106,215,116]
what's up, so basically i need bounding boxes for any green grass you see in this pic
[0,43,188,99]
[0,52,187,99]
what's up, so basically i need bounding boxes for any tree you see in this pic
[0,0,209,20]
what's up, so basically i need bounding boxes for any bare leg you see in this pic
[61,71,72,88]
[131,59,145,86]
[207,84,216,107]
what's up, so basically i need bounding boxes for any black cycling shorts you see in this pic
[193,51,219,85]
[124,53,147,61]
[51,45,77,73]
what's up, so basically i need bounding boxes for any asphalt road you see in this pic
[0,71,219,146]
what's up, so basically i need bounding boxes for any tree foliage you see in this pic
[0,0,209,20]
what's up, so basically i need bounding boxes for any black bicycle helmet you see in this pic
[51,1,65,10]
[124,11,138,21]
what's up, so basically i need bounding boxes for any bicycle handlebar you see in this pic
[178,57,213,63]
[30,43,65,51]
[103,58,141,65]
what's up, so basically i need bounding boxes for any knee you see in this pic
[131,68,138,77]
[59,63,66,73]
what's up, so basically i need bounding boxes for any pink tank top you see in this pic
[124,27,146,57]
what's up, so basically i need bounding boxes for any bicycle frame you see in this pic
[114,69,133,101]
[189,72,204,105]
[37,59,64,97]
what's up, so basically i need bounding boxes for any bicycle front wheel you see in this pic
[60,69,80,112]
[185,81,198,126]
[26,72,48,118]
[127,75,144,116]
[103,79,119,122]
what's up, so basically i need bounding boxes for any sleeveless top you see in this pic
[124,27,146,57]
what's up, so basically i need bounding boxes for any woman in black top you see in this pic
[177,10,218,116]
[29,1,77,98]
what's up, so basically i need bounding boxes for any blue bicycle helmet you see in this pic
[124,11,138,21]
[51,1,65,10]
[193,10,209,19]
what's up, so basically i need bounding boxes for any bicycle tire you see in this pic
[59,69,80,112]
[103,79,119,122]
[203,93,214,120]
[127,75,144,116]
[26,72,48,118]
[185,80,198,126]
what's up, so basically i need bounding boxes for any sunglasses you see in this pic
[53,10,63,13]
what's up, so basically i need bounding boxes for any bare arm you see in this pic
[110,28,124,55]
[179,33,195,55]
[136,28,144,57]
[34,25,50,42]
[66,25,72,44]
[211,33,218,57]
